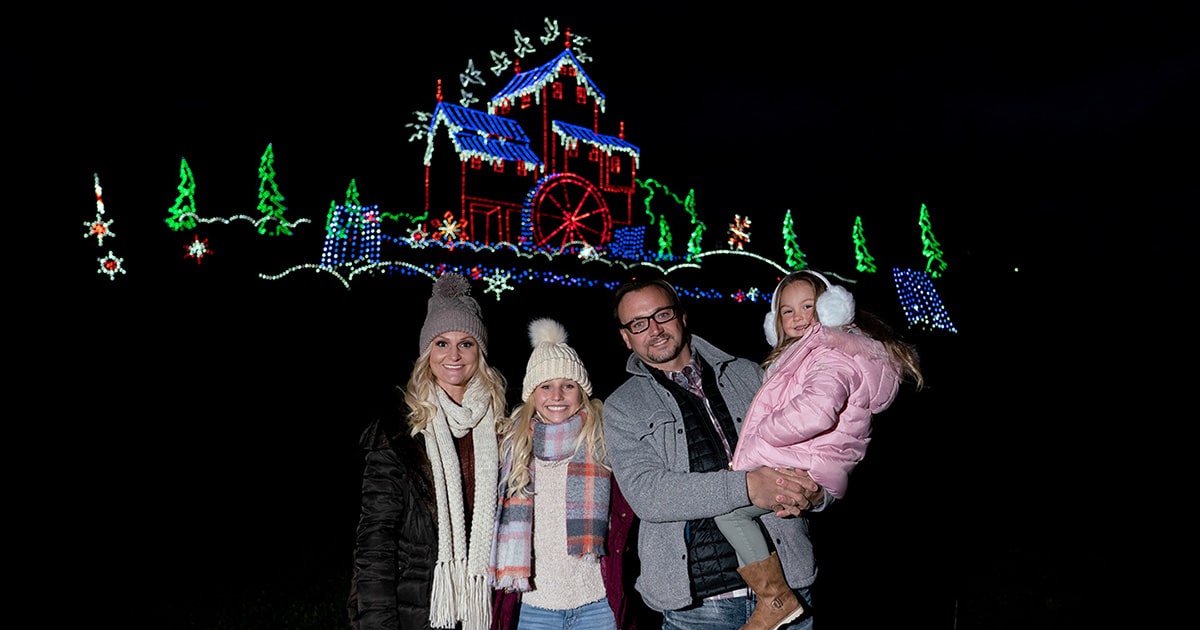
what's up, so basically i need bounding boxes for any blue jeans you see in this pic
[660,588,813,630]
[517,598,616,630]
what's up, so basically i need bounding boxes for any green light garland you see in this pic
[636,178,709,260]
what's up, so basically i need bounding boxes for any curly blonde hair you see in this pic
[402,347,509,432]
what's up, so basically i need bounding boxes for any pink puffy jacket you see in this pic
[731,322,901,499]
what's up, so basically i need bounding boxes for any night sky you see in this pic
[44,4,1192,273]
[19,2,1196,626]
[24,4,1188,270]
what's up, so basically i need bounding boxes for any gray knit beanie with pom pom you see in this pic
[419,273,489,355]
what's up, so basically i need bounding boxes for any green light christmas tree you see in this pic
[256,143,292,236]
[919,203,948,278]
[656,215,673,260]
[682,188,704,260]
[852,215,877,273]
[325,179,361,240]
[781,209,807,270]
[164,157,198,231]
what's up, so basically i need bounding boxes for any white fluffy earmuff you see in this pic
[762,270,855,346]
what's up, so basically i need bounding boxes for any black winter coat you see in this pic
[347,404,653,629]
[348,411,438,630]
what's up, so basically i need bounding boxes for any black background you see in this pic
[15,2,1196,627]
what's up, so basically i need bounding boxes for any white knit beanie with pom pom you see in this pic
[521,318,593,402]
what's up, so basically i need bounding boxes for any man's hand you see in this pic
[746,467,824,517]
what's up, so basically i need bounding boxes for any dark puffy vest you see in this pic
[652,356,748,600]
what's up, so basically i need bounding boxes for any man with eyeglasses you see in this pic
[602,276,826,630]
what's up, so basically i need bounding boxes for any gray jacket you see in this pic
[602,335,819,612]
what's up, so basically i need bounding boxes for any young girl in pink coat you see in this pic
[715,269,924,630]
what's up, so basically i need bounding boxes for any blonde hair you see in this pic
[403,346,509,432]
[850,310,925,391]
[497,390,608,498]
[761,274,925,391]
[761,272,827,368]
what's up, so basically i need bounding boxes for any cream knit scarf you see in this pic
[420,377,498,630]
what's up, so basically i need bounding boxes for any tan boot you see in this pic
[736,551,805,630]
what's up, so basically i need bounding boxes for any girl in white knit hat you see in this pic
[490,318,639,630]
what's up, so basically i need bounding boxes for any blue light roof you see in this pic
[427,101,530,142]
[424,101,542,168]
[552,120,640,167]
[488,48,606,113]
[452,132,543,164]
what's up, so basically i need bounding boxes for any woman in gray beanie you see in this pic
[349,272,509,630]
[490,318,641,630]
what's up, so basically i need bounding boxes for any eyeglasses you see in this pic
[620,305,679,334]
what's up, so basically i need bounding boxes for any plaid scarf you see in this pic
[490,413,610,592]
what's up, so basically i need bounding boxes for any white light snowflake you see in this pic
[484,270,514,300]
[84,215,115,246]
[408,224,430,248]
[432,211,467,242]
[728,215,752,250]
[184,234,213,265]
[97,251,126,280]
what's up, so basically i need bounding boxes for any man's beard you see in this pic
[643,332,685,366]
